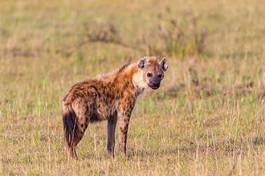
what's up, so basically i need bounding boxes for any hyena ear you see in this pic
[160,57,168,71]
[138,57,147,69]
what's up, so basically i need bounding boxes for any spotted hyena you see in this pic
[62,56,168,159]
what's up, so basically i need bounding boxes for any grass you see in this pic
[1,0,265,175]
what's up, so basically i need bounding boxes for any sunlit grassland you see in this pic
[1,0,265,175]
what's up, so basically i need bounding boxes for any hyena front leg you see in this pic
[118,113,131,155]
[107,113,117,157]
[118,97,135,155]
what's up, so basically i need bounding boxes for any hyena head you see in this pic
[133,56,168,90]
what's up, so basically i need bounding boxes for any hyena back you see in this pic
[62,56,168,159]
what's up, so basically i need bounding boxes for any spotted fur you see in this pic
[62,56,168,159]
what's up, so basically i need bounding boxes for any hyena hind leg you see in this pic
[64,99,90,159]
[69,126,86,159]
[63,113,86,159]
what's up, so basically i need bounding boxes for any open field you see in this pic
[1,0,265,175]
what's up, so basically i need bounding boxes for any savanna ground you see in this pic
[1,0,265,175]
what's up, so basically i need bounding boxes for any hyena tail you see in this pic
[62,106,77,149]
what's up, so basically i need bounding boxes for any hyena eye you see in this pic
[147,72,153,77]
[157,74,163,79]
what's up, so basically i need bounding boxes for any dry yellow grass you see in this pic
[1,0,265,175]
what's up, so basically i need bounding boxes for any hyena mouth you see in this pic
[148,83,160,90]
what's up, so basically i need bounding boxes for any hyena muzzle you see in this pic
[62,56,168,159]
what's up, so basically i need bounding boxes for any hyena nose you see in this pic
[153,77,161,85]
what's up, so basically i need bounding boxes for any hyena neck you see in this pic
[112,63,146,97]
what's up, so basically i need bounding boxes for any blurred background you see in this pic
[1,0,265,175]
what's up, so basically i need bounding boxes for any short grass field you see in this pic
[1,0,265,175]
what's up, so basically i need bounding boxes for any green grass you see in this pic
[1,0,265,175]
